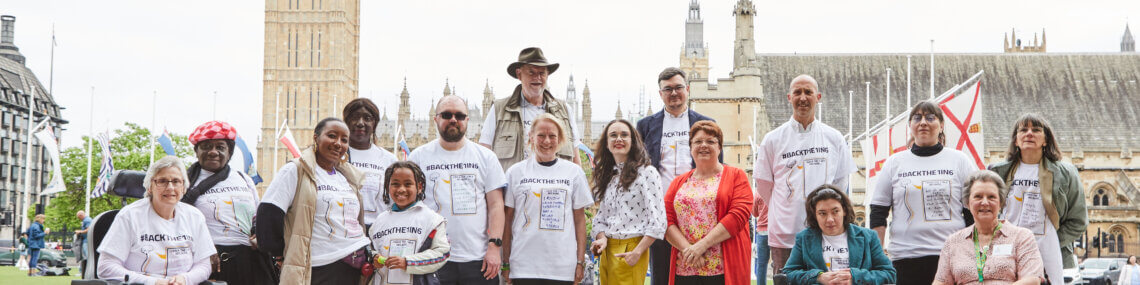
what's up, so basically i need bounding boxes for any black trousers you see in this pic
[312,259,361,284]
[438,260,499,285]
[211,244,278,285]
[893,255,940,285]
[674,274,725,285]
[650,239,672,285]
[511,278,573,285]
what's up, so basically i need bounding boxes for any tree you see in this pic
[29,122,193,236]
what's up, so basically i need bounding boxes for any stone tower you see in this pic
[398,78,411,137]
[259,0,360,187]
[732,0,758,74]
[0,15,25,64]
[428,96,437,140]
[680,0,709,80]
[581,80,593,140]
[1123,24,1135,52]
[566,75,579,122]
[1003,28,1046,53]
[482,79,494,118]
[615,100,623,120]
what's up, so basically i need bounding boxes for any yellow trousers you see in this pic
[599,237,650,285]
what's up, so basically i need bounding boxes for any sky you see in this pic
[4,0,1138,158]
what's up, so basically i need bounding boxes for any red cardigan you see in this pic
[664,165,753,285]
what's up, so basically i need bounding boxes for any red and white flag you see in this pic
[279,125,302,159]
[861,71,986,202]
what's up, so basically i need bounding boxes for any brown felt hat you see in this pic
[507,47,560,79]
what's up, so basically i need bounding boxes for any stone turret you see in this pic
[582,80,593,140]
[1124,23,1135,52]
[482,79,494,117]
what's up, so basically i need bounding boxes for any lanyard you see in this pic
[973,222,1003,283]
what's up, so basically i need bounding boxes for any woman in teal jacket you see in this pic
[784,185,895,285]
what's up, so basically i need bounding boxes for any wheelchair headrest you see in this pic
[110,170,148,199]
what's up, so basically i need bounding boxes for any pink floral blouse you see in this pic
[674,173,724,276]
[934,221,1044,284]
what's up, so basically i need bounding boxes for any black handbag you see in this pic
[411,229,442,285]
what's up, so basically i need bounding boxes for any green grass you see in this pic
[0,265,78,284]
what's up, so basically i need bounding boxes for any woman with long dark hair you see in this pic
[589,119,666,285]
[988,113,1087,284]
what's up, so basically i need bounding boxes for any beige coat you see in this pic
[280,148,365,285]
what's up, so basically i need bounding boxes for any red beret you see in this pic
[188,121,237,145]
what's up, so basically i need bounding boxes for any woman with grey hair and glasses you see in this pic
[783,185,895,285]
[934,170,1044,285]
[98,156,217,285]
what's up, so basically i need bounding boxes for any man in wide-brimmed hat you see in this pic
[479,47,581,170]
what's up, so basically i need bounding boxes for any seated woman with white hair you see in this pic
[98,156,216,285]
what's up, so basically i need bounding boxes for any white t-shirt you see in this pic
[349,144,399,225]
[753,118,857,248]
[869,148,975,260]
[409,139,507,262]
[97,199,216,281]
[478,96,581,151]
[368,204,445,285]
[659,111,693,189]
[1003,163,1063,285]
[822,232,850,271]
[504,158,594,281]
[261,162,371,266]
[191,168,259,246]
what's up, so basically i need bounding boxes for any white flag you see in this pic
[90,133,115,199]
[35,124,66,196]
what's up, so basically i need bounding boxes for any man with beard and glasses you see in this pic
[410,95,508,285]
[635,67,718,285]
[479,47,580,170]
[753,75,856,278]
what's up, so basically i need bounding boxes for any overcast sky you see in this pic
[5,0,1138,155]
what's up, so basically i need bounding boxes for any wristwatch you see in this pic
[577,260,588,268]
[488,238,503,247]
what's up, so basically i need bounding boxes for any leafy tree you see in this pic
[27,122,193,237]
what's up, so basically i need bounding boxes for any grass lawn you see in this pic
[0,265,78,285]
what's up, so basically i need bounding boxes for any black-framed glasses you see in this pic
[438,111,467,121]
[660,85,686,94]
[910,113,938,123]
[152,179,185,188]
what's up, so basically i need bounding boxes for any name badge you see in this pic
[992,244,1013,256]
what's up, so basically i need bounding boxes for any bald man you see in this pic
[75,211,93,274]
[752,75,857,275]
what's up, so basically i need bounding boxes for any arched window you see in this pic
[1094,188,1110,206]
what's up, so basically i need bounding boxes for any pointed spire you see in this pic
[615,99,623,120]
[443,78,452,96]
[1123,22,1135,52]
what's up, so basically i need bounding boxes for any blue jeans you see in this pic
[754,233,770,283]
[28,248,41,268]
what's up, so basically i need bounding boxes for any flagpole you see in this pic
[273,91,281,172]
[906,55,912,108]
[930,39,935,99]
[85,87,94,214]
[20,88,36,230]
[149,91,156,165]
[864,82,870,133]
[848,90,853,138]
[49,24,56,95]
[886,68,891,123]
[213,91,218,120]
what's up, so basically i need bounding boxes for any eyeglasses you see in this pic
[660,85,686,94]
[438,111,467,121]
[152,179,185,188]
[607,132,630,141]
[910,113,939,123]
[691,139,719,146]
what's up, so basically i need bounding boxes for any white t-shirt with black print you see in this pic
[1003,163,1063,285]
[97,199,216,282]
[262,162,371,266]
[409,139,507,263]
[869,148,975,260]
[504,158,594,281]
[348,144,399,225]
[191,168,259,247]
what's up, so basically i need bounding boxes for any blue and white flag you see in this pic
[234,135,262,184]
[157,129,176,156]
[90,133,115,199]
[576,141,595,168]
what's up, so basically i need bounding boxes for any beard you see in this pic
[441,125,465,142]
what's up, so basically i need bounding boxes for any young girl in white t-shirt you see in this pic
[367,161,450,285]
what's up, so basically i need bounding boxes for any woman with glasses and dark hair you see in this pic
[933,170,1044,285]
[784,185,896,285]
[367,161,450,285]
[257,117,371,284]
[664,121,753,285]
[98,156,216,285]
[868,101,978,284]
[589,119,666,285]
[987,113,1087,285]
